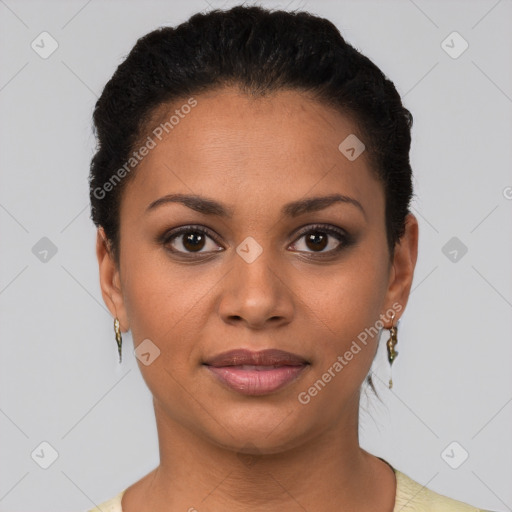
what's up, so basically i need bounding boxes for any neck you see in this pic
[127,394,395,512]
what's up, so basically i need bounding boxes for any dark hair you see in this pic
[89,5,414,396]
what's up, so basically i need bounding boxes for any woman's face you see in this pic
[97,86,418,453]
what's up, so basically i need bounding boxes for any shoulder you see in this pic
[85,489,126,512]
[394,469,493,512]
[83,472,496,512]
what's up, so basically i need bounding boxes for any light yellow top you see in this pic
[87,467,494,511]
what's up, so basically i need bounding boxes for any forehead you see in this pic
[121,86,383,221]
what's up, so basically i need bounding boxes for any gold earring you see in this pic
[386,311,398,389]
[114,317,122,363]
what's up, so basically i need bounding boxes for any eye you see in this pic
[159,223,353,258]
[161,226,223,255]
[289,224,351,255]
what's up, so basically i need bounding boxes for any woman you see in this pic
[87,5,493,511]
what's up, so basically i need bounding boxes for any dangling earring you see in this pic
[386,311,398,389]
[114,317,122,363]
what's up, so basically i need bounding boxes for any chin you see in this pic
[203,405,316,455]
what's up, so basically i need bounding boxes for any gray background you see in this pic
[0,0,511,511]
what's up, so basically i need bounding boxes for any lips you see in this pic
[202,349,310,395]
[203,348,309,367]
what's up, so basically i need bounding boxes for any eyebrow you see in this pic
[146,193,366,219]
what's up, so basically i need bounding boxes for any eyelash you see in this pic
[159,223,353,259]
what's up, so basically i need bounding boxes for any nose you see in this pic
[217,248,294,330]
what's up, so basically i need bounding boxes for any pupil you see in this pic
[306,232,327,251]
[183,232,205,252]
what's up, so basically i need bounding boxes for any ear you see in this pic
[96,227,130,332]
[383,213,419,325]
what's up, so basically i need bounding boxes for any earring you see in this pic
[386,311,398,389]
[114,317,122,363]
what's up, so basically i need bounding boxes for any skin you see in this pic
[96,86,418,512]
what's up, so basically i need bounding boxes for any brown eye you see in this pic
[289,225,350,255]
[304,231,329,252]
[162,226,223,254]
[181,231,206,252]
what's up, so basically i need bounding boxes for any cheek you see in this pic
[121,259,167,340]
[301,248,390,374]
[123,264,198,345]
[120,252,208,407]
[120,239,177,351]
[120,244,220,367]
[294,266,388,413]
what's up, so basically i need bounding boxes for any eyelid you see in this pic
[288,223,350,254]
[159,222,351,257]
[159,224,223,248]
[291,223,347,240]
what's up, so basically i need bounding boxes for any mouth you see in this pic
[202,349,310,396]
[203,348,309,367]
